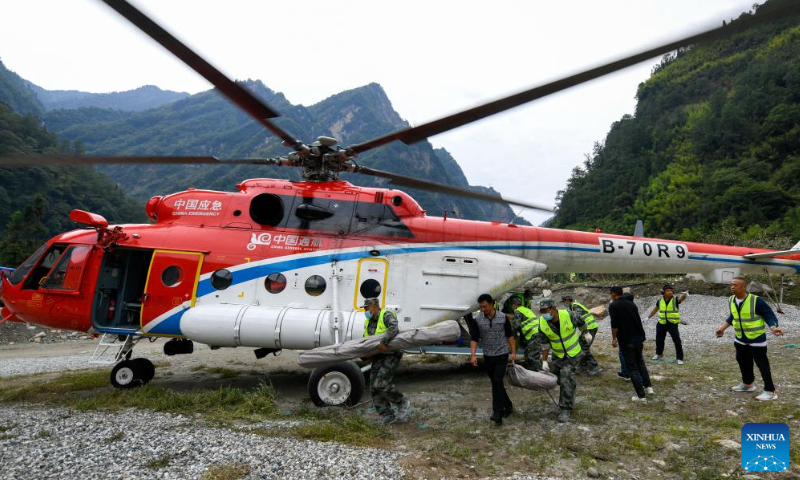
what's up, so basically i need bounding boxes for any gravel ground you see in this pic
[0,404,403,480]
[0,354,111,378]
[596,294,800,352]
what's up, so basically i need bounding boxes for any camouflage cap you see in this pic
[561,294,574,301]
[510,296,523,306]
[362,297,380,308]
[539,298,556,311]
[662,284,675,292]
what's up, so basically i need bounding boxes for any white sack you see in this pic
[298,320,462,368]
[506,362,558,391]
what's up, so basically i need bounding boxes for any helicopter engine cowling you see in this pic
[180,304,361,350]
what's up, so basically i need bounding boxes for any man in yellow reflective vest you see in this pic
[646,285,686,364]
[510,296,542,371]
[363,298,410,425]
[716,276,784,401]
[562,294,602,376]
[533,298,590,423]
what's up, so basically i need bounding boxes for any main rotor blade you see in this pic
[348,2,800,154]
[353,165,554,213]
[0,155,282,166]
[99,0,304,150]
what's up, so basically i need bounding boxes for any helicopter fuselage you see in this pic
[2,179,798,351]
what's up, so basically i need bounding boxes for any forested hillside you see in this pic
[0,101,145,265]
[553,0,800,247]
[42,81,524,224]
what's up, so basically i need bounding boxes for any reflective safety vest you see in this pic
[572,302,597,330]
[658,297,681,325]
[730,294,766,340]
[516,306,539,341]
[538,309,582,359]
[363,309,388,337]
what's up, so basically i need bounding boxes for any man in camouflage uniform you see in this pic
[534,298,590,423]
[562,294,602,376]
[510,296,543,372]
[363,298,411,425]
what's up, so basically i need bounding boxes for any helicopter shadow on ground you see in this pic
[146,356,482,402]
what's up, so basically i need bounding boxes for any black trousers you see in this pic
[735,342,775,392]
[655,322,684,360]
[484,354,512,416]
[621,341,652,398]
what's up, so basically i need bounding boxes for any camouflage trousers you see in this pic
[578,328,599,371]
[523,341,543,372]
[370,353,405,417]
[552,353,582,411]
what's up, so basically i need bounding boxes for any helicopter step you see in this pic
[89,333,140,365]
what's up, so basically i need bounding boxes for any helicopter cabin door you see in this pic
[353,258,389,311]
[141,250,204,334]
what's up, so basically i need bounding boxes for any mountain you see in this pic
[26,83,189,112]
[552,0,800,247]
[0,102,146,265]
[0,59,146,265]
[43,81,527,224]
[0,58,43,117]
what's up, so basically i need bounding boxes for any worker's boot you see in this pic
[588,366,603,376]
[395,399,412,422]
[557,410,571,423]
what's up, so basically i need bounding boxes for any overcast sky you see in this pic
[0,0,759,224]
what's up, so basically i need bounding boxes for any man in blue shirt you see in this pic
[715,276,784,401]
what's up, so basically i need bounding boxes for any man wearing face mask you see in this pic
[533,298,589,423]
[363,298,410,425]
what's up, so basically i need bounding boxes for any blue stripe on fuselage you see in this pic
[195,244,600,297]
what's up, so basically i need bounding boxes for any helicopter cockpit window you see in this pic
[249,194,284,227]
[22,244,67,290]
[350,203,413,238]
[41,245,92,291]
[7,243,47,286]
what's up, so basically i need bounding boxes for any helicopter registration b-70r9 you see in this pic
[2,0,800,406]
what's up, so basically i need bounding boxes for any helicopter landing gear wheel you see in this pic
[131,358,155,384]
[308,361,365,407]
[110,359,144,389]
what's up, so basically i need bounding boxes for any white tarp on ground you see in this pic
[298,320,462,368]
[506,362,558,391]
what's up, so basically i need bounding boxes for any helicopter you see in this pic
[2,0,800,407]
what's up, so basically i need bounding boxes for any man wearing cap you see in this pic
[562,294,602,376]
[363,297,410,425]
[469,293,517,426]
[510,296,543,372]
[646,285,687,364]
[533,298,590,423]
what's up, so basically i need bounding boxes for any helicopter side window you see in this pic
[41,245,92,292]
[350,203,413,238]
[6,244,48,286]
[22,245,67,290]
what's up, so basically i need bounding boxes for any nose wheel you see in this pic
[110,358,155,389]
[308,361,365,407]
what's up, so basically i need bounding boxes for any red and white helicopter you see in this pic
[2,0,800,406]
